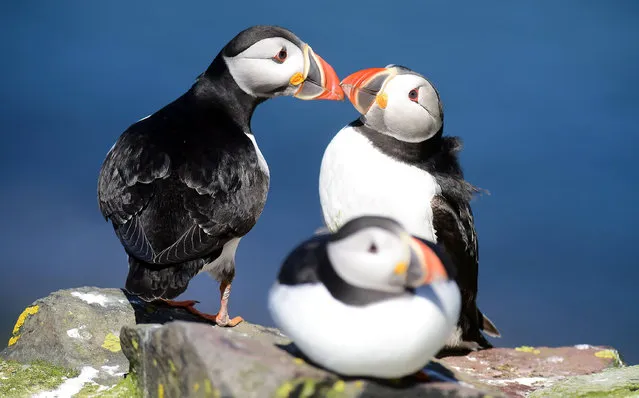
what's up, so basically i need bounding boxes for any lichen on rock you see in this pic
[0,358,78,397]
[529,365,639,397]
[1,287,634,397]
[7,305,39,347]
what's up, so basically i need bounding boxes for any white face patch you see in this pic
[326,227,410,292]
[366,74,442,143]
[223,37,305,98]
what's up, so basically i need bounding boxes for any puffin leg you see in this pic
[214,280,244,327]
[158,299,219,322]
[160,299,200,308]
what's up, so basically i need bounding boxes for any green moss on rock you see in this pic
[0,358,78,397]
[530,365,639,398]
[275,377,349,398]
[73,373,141,398]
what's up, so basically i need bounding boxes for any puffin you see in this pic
[318,65,499,350]
[97,25,344,327]
[268,216,461,378]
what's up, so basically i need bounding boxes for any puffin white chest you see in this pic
[319,126,441,241]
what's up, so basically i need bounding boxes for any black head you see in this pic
[212,25,343,101]
[277,216,457,306]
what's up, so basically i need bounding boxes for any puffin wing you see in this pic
[431,194,500,340]
[151,138,269,264]
[98,128,170,262]
[431,194,478,287]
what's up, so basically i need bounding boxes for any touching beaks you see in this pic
[405,237,449,288]
[340,67,397,114]
[293,45,344,101]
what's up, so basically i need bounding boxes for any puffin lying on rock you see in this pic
[319,65,499,350]
[268,216,461,378]
[98,25,344,327]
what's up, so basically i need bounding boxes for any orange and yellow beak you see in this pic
[340,67,396,114]
[293,45,344,101]
[398,236,451,288]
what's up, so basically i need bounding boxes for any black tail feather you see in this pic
[480,311,501,338]
[125,256,205,301]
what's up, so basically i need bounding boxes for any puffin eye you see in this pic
[368,242,378,254]
[408,88,419,102]
[273,48,288,63]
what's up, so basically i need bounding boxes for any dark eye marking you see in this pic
[273,48,287,63]
[408,88,419,102]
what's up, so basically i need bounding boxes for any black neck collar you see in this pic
[190,54,266,132]
[354,118,444,165]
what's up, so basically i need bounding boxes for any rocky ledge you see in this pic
[1,287,636,397]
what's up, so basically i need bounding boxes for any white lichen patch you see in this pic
[33,366,99,398]
[575,344,591,350]
[450,365,476,375]
[546,356,565,363]
[466,356,477,362]
[96,384,112,392]
[101,365,124,377]
[71,292,110,307]
[66,325,92,340]
[66,328,81,339]
[485,376,551,387]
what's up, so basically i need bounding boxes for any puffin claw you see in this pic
[216,315,244,327]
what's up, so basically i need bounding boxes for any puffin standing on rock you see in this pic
[98,25,344,327]
[268,216,461,378]
[319,65,499,349]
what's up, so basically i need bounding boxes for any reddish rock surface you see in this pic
[439,344,623,397]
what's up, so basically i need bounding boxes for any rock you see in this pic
[1,286,216,388]
[528,365,639,397]
[439,345,625,397]
[0,287,632,397]
[121,321,494,398]
[0,358,79,397]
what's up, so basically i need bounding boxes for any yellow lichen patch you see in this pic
[101,333,121,352]
[293,357,305,365]
[193,382,200,392]
[204,379,212,394]
[158,383,165,398]
[7,305,39,347]
[332,380,345,392]
[168,359,177,373]
[516,345,541,354]
[153,359,158,367]
[595,349,617,359]
[300,379,316,396]
[131,338,139,350]
[12,305,39,335]
[354,380,364,389]
[275,381,295,398]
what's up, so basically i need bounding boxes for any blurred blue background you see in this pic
[1,1,638,364]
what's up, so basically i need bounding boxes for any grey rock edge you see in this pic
[0,287,633,397]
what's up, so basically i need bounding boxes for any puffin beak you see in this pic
[340,67,396,115]
[293,45,344,101]
[406,237,449,288]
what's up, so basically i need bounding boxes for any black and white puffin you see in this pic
[268,216,460,378]
[318,65,499,350]
[98,25,344,327]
